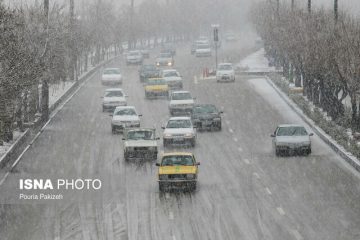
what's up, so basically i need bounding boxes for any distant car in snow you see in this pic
[195,43,211,57]
[162,117,197,147]
[216,63,235,82]
[160,69,183,90]
[156,152,200,192]
[101,68,122,85]
[122,128,159,161]
[156,52,174,67]
[126,50,143,65]
[138,64,159,82]
[271,124,313,156]
[191,104,222,131]
[110,106,142,134]
[169,91,195,116]
[101,88,127,112]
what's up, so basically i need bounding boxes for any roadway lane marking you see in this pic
[291,229,303,240]
[265,187,272,195]
[276,207,286,216]
[243,159,250,164]
[229,128,234,133]
[253,172,260,179]
[233,137,238,142]
[169,211,174,220]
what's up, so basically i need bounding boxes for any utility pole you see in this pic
[291,0,294,11]
[308,0,311,14]
[334,0,338,22]
[41,0,50,122]
[276,0,279,15]
[129,0,135,49]
[70,0,77,81]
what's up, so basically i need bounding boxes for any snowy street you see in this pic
[0,41,359,240]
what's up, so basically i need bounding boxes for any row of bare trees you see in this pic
[252,1,360,129]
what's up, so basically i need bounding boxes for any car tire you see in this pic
[305,148,311,156]
[190,139,196,147]
[159,182,165,192]
[189,182,196,191]
[275,148,280,156]
[163,140,168,148]
[111,126,116,134]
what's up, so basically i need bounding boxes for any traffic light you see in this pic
[214,28,218,42]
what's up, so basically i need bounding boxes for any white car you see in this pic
[101,88,127,112]
[101,68,122,85]
[169,91,195,115]
[271,124,314,156]
[161,69,183,89]
[126,50,143,65]
[162,117,197,147]
[123,128,159,161]
[216,63,235,82]
[195,43,211,57]
[110,106,142,134]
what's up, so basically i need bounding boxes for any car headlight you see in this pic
[159,174,168,180]
[186,174,195,179]
[168,62,172,66]
[185,133,194,138]
[156,62,160,66]
[164,133,172,138]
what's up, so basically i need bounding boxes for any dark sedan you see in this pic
[191,104,222,131]
[139,64,159,82]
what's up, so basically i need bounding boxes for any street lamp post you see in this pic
[212,24,219,70]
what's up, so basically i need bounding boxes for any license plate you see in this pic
[173,138,184,142]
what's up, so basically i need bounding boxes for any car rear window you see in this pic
[161,155,194,166]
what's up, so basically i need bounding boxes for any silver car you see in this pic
[271,124,313,156]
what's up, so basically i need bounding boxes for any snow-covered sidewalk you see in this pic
[236,48,282,74]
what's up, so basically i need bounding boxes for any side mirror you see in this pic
[270,134,275,137]
[109,114,113,117]
[156,137,160,140]
[161,126,165,129]
[138,114,143,117]
[195,162,200,166]
[122,138,125,140]
[220,111,224,114]
[309,133,314,136]
[155,163,160,166]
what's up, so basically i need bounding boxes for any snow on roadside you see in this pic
[49,81,75,107]
[0,131,24,159]
[236,48,282,74]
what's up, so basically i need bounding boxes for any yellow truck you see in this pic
[144,78,169,98]
[156,152,200,191]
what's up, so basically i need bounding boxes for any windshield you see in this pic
[276,126,308,136]
[127,130,154,140]
[163,71,179,77]
[161,155,194,166]
[129,52,140,56]
[197,44,210,49]
[105,90,123,97]
[104,69,120,75]
[143,65,156,71]
[114,108,137,116]
[159,53,172,58]
[172,92,191,100]
[166,119,192,128]
[147,79,166,85]
[218,65,232,70]
[193,105,217,114]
